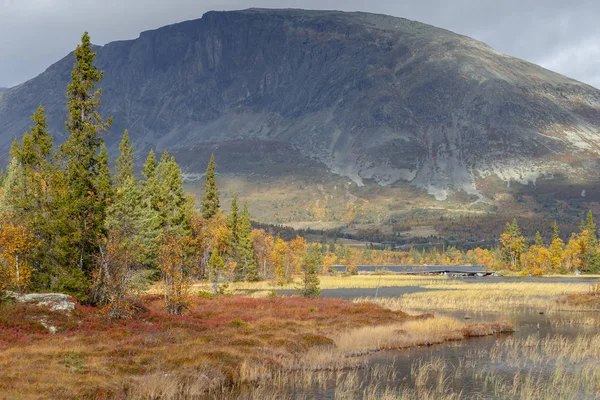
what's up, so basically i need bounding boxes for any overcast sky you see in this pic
[1,0,599,88]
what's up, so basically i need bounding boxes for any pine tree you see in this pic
[535,231,544,247]
[139,149,162,267]
[228,192,239,246]
[583,211,600,272]
[59,32,112,292]
[115,130,134,187]
[238,201,258,281]
[553,221,560,241]
[587,211,597,248]
[297,245,322,298]
[201,154,219,220]
[95,144,113,215]
[3,106,64,290]
[155,151,192,236]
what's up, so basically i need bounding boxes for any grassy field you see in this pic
[0,295,510,399]
[182,275,453,294]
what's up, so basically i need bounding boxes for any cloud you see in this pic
[1,0,599,88]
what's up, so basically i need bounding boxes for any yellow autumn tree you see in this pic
[288,236,306,276]
[0,215,36,292]
[158,231,197,315]
[271,237,289,286]
[549,237,565,272]
[322,252,337,274]
[251,229,274,279]
[563,233,584,272]
[520,245,552,276]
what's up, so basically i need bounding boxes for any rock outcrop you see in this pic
[10,293,76,312]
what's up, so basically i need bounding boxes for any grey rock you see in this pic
[11,293,76,312]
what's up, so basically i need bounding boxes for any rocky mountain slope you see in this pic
[1,8,600,210]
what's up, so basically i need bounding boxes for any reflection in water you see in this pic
[251,284,600,399]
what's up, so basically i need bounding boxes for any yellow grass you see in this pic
[358,281,593,312]
[181,275,453,293]
[334,317,511,355]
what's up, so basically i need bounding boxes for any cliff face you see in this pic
[2,8,600,200]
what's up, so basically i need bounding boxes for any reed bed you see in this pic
[357,281,593,312]
[231,334,600,399]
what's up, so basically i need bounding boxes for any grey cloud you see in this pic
[1,0,599,88]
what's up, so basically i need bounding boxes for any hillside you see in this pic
[1,9,600,239]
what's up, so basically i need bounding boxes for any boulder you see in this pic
[10,293,76,312]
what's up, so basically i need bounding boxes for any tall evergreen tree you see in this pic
[115,130,134,187]
[535,231,544,247]
[201,154,219,220]
[587,211,597,248]
[59,31,112,289]
[228,192,239,246]
[297,245,322,298]
[552,221,560,241]
[238,201,258,281]
[155,151,192,235]
[142,149,159,210]
[4,106,64,290]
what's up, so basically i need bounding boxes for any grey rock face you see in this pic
[1,9,600,199]
[11,293,76,312]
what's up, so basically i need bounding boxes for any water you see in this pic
[266,283,600,399]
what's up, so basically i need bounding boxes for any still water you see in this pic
[271,278,600,399]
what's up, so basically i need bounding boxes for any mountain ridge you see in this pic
[1,8,600,211]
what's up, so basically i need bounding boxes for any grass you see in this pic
[234,334,600,399]
[358,281,594,312]
[0,294,510,399]
[178,275,453,293]
[334,317,512,356]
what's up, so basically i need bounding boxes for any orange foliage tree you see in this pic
[158,232,198,315]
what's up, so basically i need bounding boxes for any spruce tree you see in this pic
[228,192,239,246]
[587,211,597,248]
[142,149,159,210]
[107,140,159,267]
[139,149,162,267]
[4,106,63,290]
[535,231,543,247]
[59,32,112,290]
[155,151,192,235]
[297,245,322,298]
[115,130,134,187]
[238,201,258,281]
[552,221,560,241]
[201,154,219,220]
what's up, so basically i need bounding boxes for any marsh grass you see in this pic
[358,281,594,312]
[0,295,510,399]
[178,275,454,293]
[235,334,600,400]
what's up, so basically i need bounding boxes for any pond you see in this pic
[263,281,600,399]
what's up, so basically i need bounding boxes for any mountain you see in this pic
[1,8,600,237]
